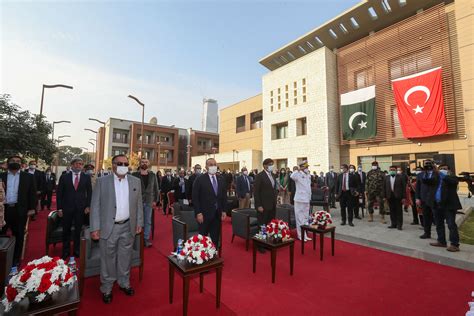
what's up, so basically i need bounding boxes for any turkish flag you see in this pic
[392,67,447,138]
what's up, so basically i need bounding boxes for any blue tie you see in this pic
[211,175,218,195]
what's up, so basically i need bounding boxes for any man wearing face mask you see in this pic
[354,165,366,220]
[365,161,386,223]
[56,157,92,259]
[27,160,44,220]
[41,167,56,211]
[132,158,159,248]
[160,169,174,215]
[192,158,227,246]
[383,165,406,230]
[90,154,143,304]
[416,160,439,239]
[325,165,337,208]
[429,164,461,252]
[254,158,278,252]
[236,167,252,209]
[173,169,188,203]
[336,164,358,226]
[84,164,97,188]
[185,164,201,206]
[291,161,312,241]
[0,156,36,266]
[409,166,423,225]
[287,166,298,205]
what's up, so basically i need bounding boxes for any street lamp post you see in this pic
[186,145,192,170]
[89,118,106,169]
[84,128,97,134]
[128,95,145,157]
[164,150,169,168]
[156,142,162,171]
[40,84,73,116]
[80,147,89,163]
[51,120,71,141]
[88,141,95,162]
[55,135,70,174]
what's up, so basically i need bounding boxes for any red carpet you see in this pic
[23,199,473,315]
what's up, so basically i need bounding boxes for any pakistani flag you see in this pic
[341,85,377,140]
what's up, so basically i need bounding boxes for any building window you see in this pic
[294,98,297,105]
[270,105,274,112]
[272,122,288,140]
[285,85,288,91]
[302,78,306,85]
[296,117,307,136]
[293,81,297,88]
[389,48,431,80]
[303,95,307,102]
[236,115,246,133]
[354,67,374,89]
[250,110,263,129]
[286,100,289,107]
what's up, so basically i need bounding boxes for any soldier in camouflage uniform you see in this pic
[365,161,386,223]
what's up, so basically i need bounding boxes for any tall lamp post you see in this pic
[88,118,106,169]
[88,141,95,162]
[55,135,70,174]
[40,84,73,116]
[51,120,71,141]
[84,128,97,135]
[156,142,162,171]
[128,95,145,157]
[80,147,89,164]
[186,145,192,170]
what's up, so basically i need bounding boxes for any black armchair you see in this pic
[310,187,329,212]
[231,208,259,251]
[45,210,74,255]
[276,204,296,229]
[79,228,144,296]
[0,236,15,297]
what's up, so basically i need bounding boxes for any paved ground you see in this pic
[326,195,474,271]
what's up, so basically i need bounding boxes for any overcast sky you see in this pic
[1,0,358,150]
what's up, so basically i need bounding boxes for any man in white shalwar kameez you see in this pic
[290,161,312,241]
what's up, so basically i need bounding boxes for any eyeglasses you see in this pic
[115,162,129,167]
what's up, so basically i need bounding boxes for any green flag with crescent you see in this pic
[341,85,377,140]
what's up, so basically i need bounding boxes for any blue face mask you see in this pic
[439,170,448,175]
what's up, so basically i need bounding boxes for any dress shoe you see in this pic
[119,286,135,296]
[429,242,447,248]
[145,240,153,248]
[388,225,397,229]
[419,234,431,239]
[340,222,346,226]
[349,222,354,227]
[410,222,418,225]
[102,292,113,304]
[446,245,460,252]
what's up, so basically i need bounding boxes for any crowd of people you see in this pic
[0,154,463,304]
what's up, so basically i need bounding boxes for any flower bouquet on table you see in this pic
[311,210,333,229]
[2,256,76,312]
[266,219,291,243]
[177,234,218,265]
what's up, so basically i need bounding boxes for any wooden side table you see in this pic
[168,256,223,316]
[252,237,294,283]
[0,282,80,315]
[300,225,335,261]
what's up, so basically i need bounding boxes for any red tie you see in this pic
[74,174,79,191]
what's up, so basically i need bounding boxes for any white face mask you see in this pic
[439,169,448,175]
[349,168,355,173]
[243,170,248,176]
[340,169,344,173]
[303,168,309,174]
[29,165,36,170]
[267,165,274,172]
[208,166,217,175]
[358,167,362,172]
[116,166,128,176]
[371,166,377,170]
[195,169,202,174]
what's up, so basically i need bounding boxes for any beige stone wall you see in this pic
[262,46,339,173]
[219,95,263,153]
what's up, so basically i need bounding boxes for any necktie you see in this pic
[343,174,347,191]
[74,173,79,191]
[211,175,218,195]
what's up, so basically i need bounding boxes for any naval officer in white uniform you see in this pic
[290,161,312,241]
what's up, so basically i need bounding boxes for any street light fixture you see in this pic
[54,135,70,174]
[84,128,97,134]
[128,95,145,157]
[88,118,106,169]
[52,120,71,141]
[40,84,73,116]
[89,138,96,143]
[58,135,71,139]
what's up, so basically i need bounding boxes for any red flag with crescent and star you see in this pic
[392,66,447,138]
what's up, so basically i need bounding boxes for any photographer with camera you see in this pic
[429,164,461,252]
[416,160,439,240]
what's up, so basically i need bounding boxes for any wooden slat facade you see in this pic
[337,3,465,147]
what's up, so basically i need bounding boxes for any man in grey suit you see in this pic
[90,154,143,304]
[325,166,338,208]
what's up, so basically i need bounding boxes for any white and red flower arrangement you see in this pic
[2,256,76,312]
[311,210,333,228]
[177,234,217,265]
[266,219,291,241]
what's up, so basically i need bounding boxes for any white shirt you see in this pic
[114,174,130,222]
[342,173,350,190]
[390,175,396,192]
[290,171,311,202]
[6,171,20,204]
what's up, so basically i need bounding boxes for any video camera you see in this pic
[457,172,474,197]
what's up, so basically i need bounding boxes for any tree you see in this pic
[57,146,88,165]
[0,94,56,163]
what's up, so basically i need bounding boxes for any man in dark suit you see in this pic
[336,164,358,226]
[192,158,227,245]
[325,166,337,208]
[354,165,366,219]
[384,165,406,230]
[416,160,439,239]
[235,167,252,209]
[160,169,174,214]
[1,155,36,266]
[287,166,298,205]
[254,158,278,252]
[56,157,92,259]
[185,164,201,205]
[26,160,44,220]
[41,167,56,211]
[429,164,462,252]
[173,169,188,202]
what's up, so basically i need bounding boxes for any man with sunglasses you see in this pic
[90,154,143,304]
